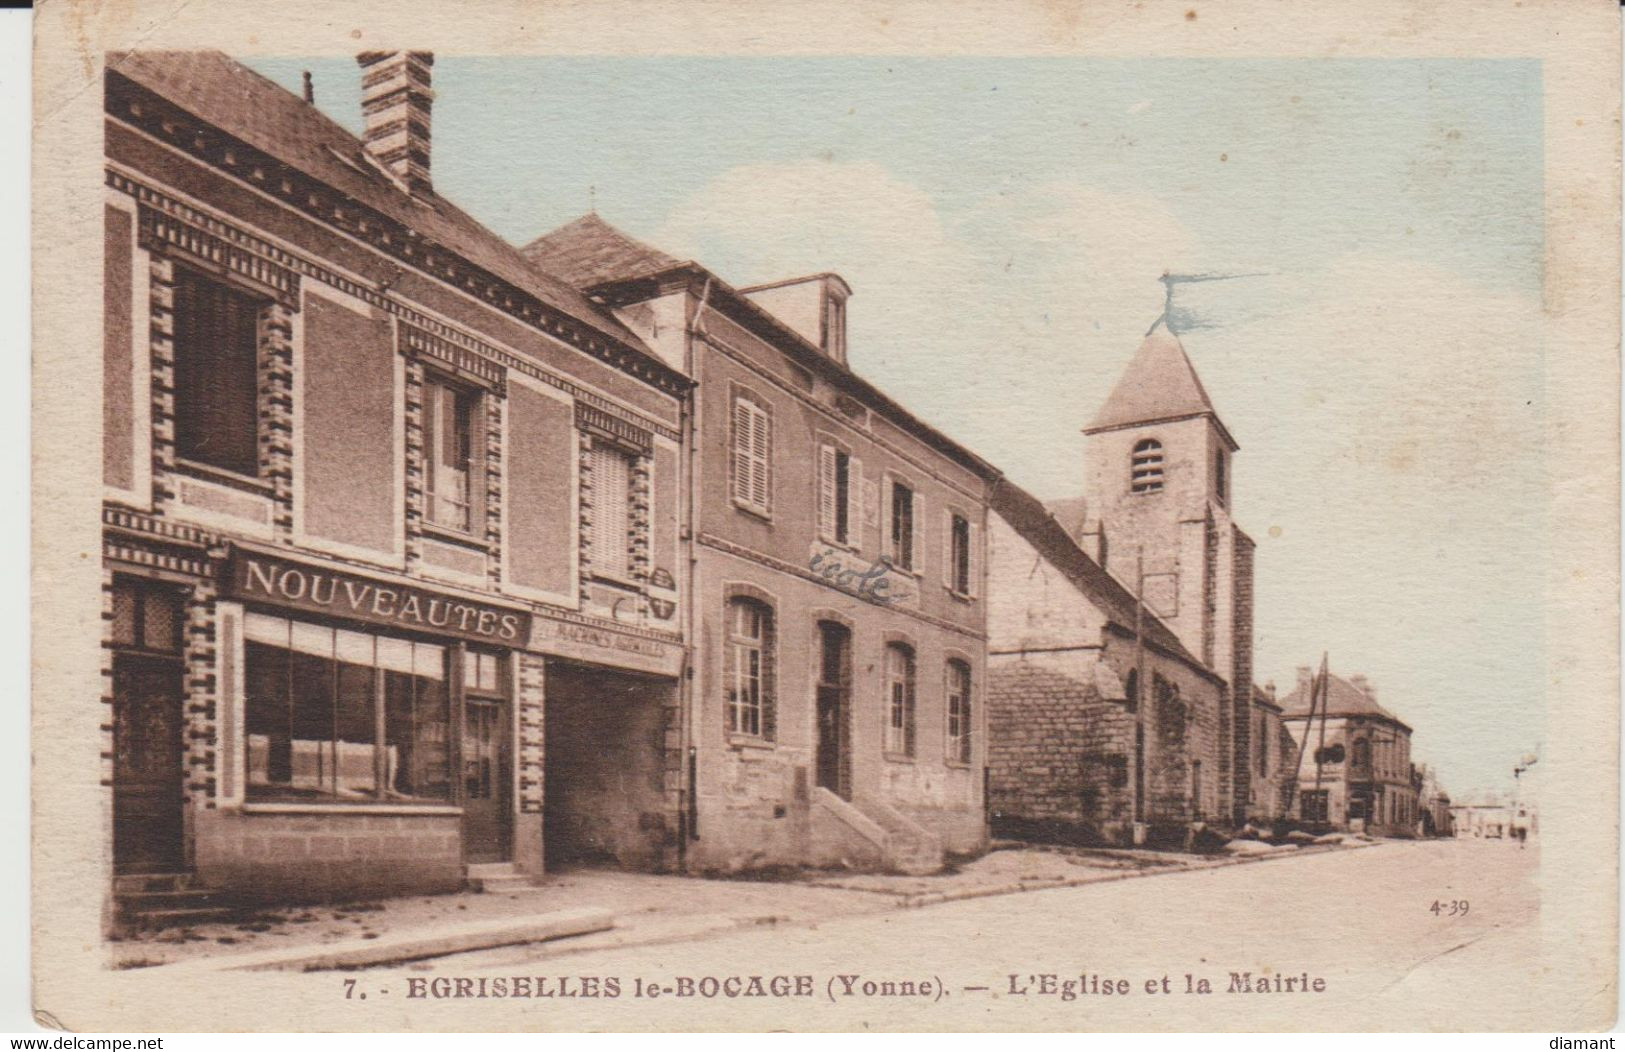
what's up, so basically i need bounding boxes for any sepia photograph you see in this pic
[28,0,1621,1035]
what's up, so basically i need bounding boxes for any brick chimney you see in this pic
[1349,674,1375,700]
[1296,666,1313,691]
[357,51,435,196]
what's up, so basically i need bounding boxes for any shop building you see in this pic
[986,481,1225,846]
[1281,670,1420,836]
[102,51,691,924]
[524,217,999,873]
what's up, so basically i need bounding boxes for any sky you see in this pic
[250,56,1547,797]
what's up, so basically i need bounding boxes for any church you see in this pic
[986,317,1279,844]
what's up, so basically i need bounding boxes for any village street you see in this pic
[408,838,1546,1031]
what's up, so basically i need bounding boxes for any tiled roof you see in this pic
[990,479,1216,679]
[521,212,1002,482]
[1280,672,1410,729]
[1085,321,1227,440]
[108,50,656,365]
[520,213,681,288]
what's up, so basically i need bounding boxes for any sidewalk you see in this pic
[110,839,1383,972]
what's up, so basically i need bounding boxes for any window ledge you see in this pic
[174,458,273,496]
[883,752,916,765]
[421,522,489,550]
[241,801,462,816]
[732,499,773,524]
[727,735,776,752]
[944,586,977,603]
[944,759,974,770]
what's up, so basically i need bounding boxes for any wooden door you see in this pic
[815,623,850,798]
[462,698,509,863]
[112,655,185,872]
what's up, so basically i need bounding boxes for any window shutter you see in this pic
[943,662,954,759]
[731,399,751,505]
[942,510,956,588]
[967,520,981,597]
[846,457,863,549]
[817,444,837,541]
[879,479,893,563]
[749,402,771,510]
[911,488,924,574]
[904,673,916,757]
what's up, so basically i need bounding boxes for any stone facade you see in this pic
[986,487,1226,846]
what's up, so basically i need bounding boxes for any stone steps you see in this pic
[113,872,239,931]
[466,862,541,894]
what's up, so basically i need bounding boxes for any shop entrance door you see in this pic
[815,622,851,798]
[112,654,185,872]
[462,698,509,863]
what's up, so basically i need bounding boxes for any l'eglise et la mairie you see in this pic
[99,49,1437,933]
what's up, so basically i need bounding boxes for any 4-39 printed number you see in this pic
[1430,899,1469,917]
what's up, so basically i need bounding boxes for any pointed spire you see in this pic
[1084,320,1233,448]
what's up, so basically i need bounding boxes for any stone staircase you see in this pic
[113,871,236,932]
[857,796,945,876]
[465,862,541,894]
[809,789,944,875]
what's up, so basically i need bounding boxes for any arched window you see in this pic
[1131,439,1164,493]
[725,598,775,739]
[884,643,916,757]
[945,660,972,764]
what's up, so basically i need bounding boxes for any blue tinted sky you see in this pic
[251,56,1546,796]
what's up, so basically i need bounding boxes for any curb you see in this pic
[163,906,616,973]
[895,839,1383,909]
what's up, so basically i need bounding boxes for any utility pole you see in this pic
[1132,547,1149,844]
[1310,653,1330,827]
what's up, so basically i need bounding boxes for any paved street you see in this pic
[409,838,1554,1031]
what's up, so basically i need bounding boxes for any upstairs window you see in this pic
[945,659,972,764]
[589,441,635,581]
[731,396,772,515]
[887,479,920,572]
[725,598,775,739]
[884,643,916,757]
[423,375,476,533]
[818,445,861,547]
[945,511,978,597]
[1131,438,1164,494]
[1215,448,1229,506]
[173,268,261,478]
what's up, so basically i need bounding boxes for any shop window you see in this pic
[423,374,476,533]
[884,643,916,757]
[110,578,183,655]
[945,659,972,764]
[1301,789,1329,824]
[725,598,774,739]
[730,396,771,515]
[1131,439,1164,494]
[589,441,635,580]
[172,267,261,478]
[244,613,450,802]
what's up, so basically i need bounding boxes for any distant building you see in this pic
[1281,670,1420,836]
[1248,684,1297,823]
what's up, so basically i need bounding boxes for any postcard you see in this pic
[31,0,1620,1033]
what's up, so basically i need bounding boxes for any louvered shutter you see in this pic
[846,457,863,549]
[911,489,924,574]
[817,444,837,541]
[967,520,981,598]
[880,479,893,564]
[941,509,954,588]
[731,399,752,505]
[748,402,771,510]
[903,662,917,757]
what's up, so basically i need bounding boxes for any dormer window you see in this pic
[1131,439,1164,494]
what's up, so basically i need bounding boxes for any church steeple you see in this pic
[1084,320,1237,452]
